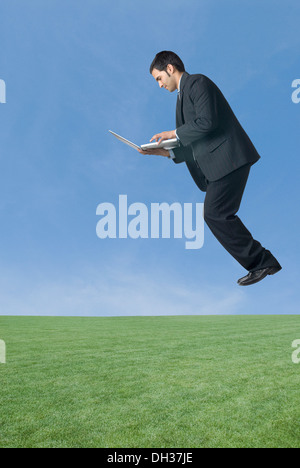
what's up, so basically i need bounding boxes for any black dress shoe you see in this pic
[238,266,282,286]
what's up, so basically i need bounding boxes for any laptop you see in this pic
[109,130,179,150]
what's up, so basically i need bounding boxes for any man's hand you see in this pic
[137,147,170,157]
[150,130,177,145]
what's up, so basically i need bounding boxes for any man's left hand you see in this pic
[150,130,176,145]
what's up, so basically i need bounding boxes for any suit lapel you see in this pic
[176,72,189,127]
[176,94,183,127]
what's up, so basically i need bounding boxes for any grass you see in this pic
[0,315,300,448]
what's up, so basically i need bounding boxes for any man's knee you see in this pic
[203,204,216,225]
[204,201,238,225]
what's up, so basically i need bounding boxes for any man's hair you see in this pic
[149,51,185,75]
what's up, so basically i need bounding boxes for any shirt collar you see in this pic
[178,74,183,93]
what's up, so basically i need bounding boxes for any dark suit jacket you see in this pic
[172,72,260,192]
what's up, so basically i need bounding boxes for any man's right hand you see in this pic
[137,148,170,157]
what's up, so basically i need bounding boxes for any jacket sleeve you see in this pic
[171,145,193,164]
[176,76,219,147]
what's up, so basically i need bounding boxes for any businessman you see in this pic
[138,51,282,286]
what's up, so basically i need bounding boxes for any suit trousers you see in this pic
[203,163,281,272]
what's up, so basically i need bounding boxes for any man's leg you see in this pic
[203,164,281,274]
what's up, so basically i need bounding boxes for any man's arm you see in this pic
[137,147,170,157]
[176,76,219,147]
[137,141,188,165]
[137,129,180,160]
[169,146,188,164]
[138,130,188,164]
[145,76,219,156]
[149,130,177,144]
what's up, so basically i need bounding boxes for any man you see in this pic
[138,51,282,286]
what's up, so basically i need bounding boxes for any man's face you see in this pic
[151,66,178,92]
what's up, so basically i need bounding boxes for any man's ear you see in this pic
[166,64,175,75]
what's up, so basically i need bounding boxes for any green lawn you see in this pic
[0,315,300,448]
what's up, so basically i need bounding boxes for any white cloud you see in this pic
[0,263,246,317]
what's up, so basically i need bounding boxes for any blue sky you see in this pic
[0,0,299,316]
